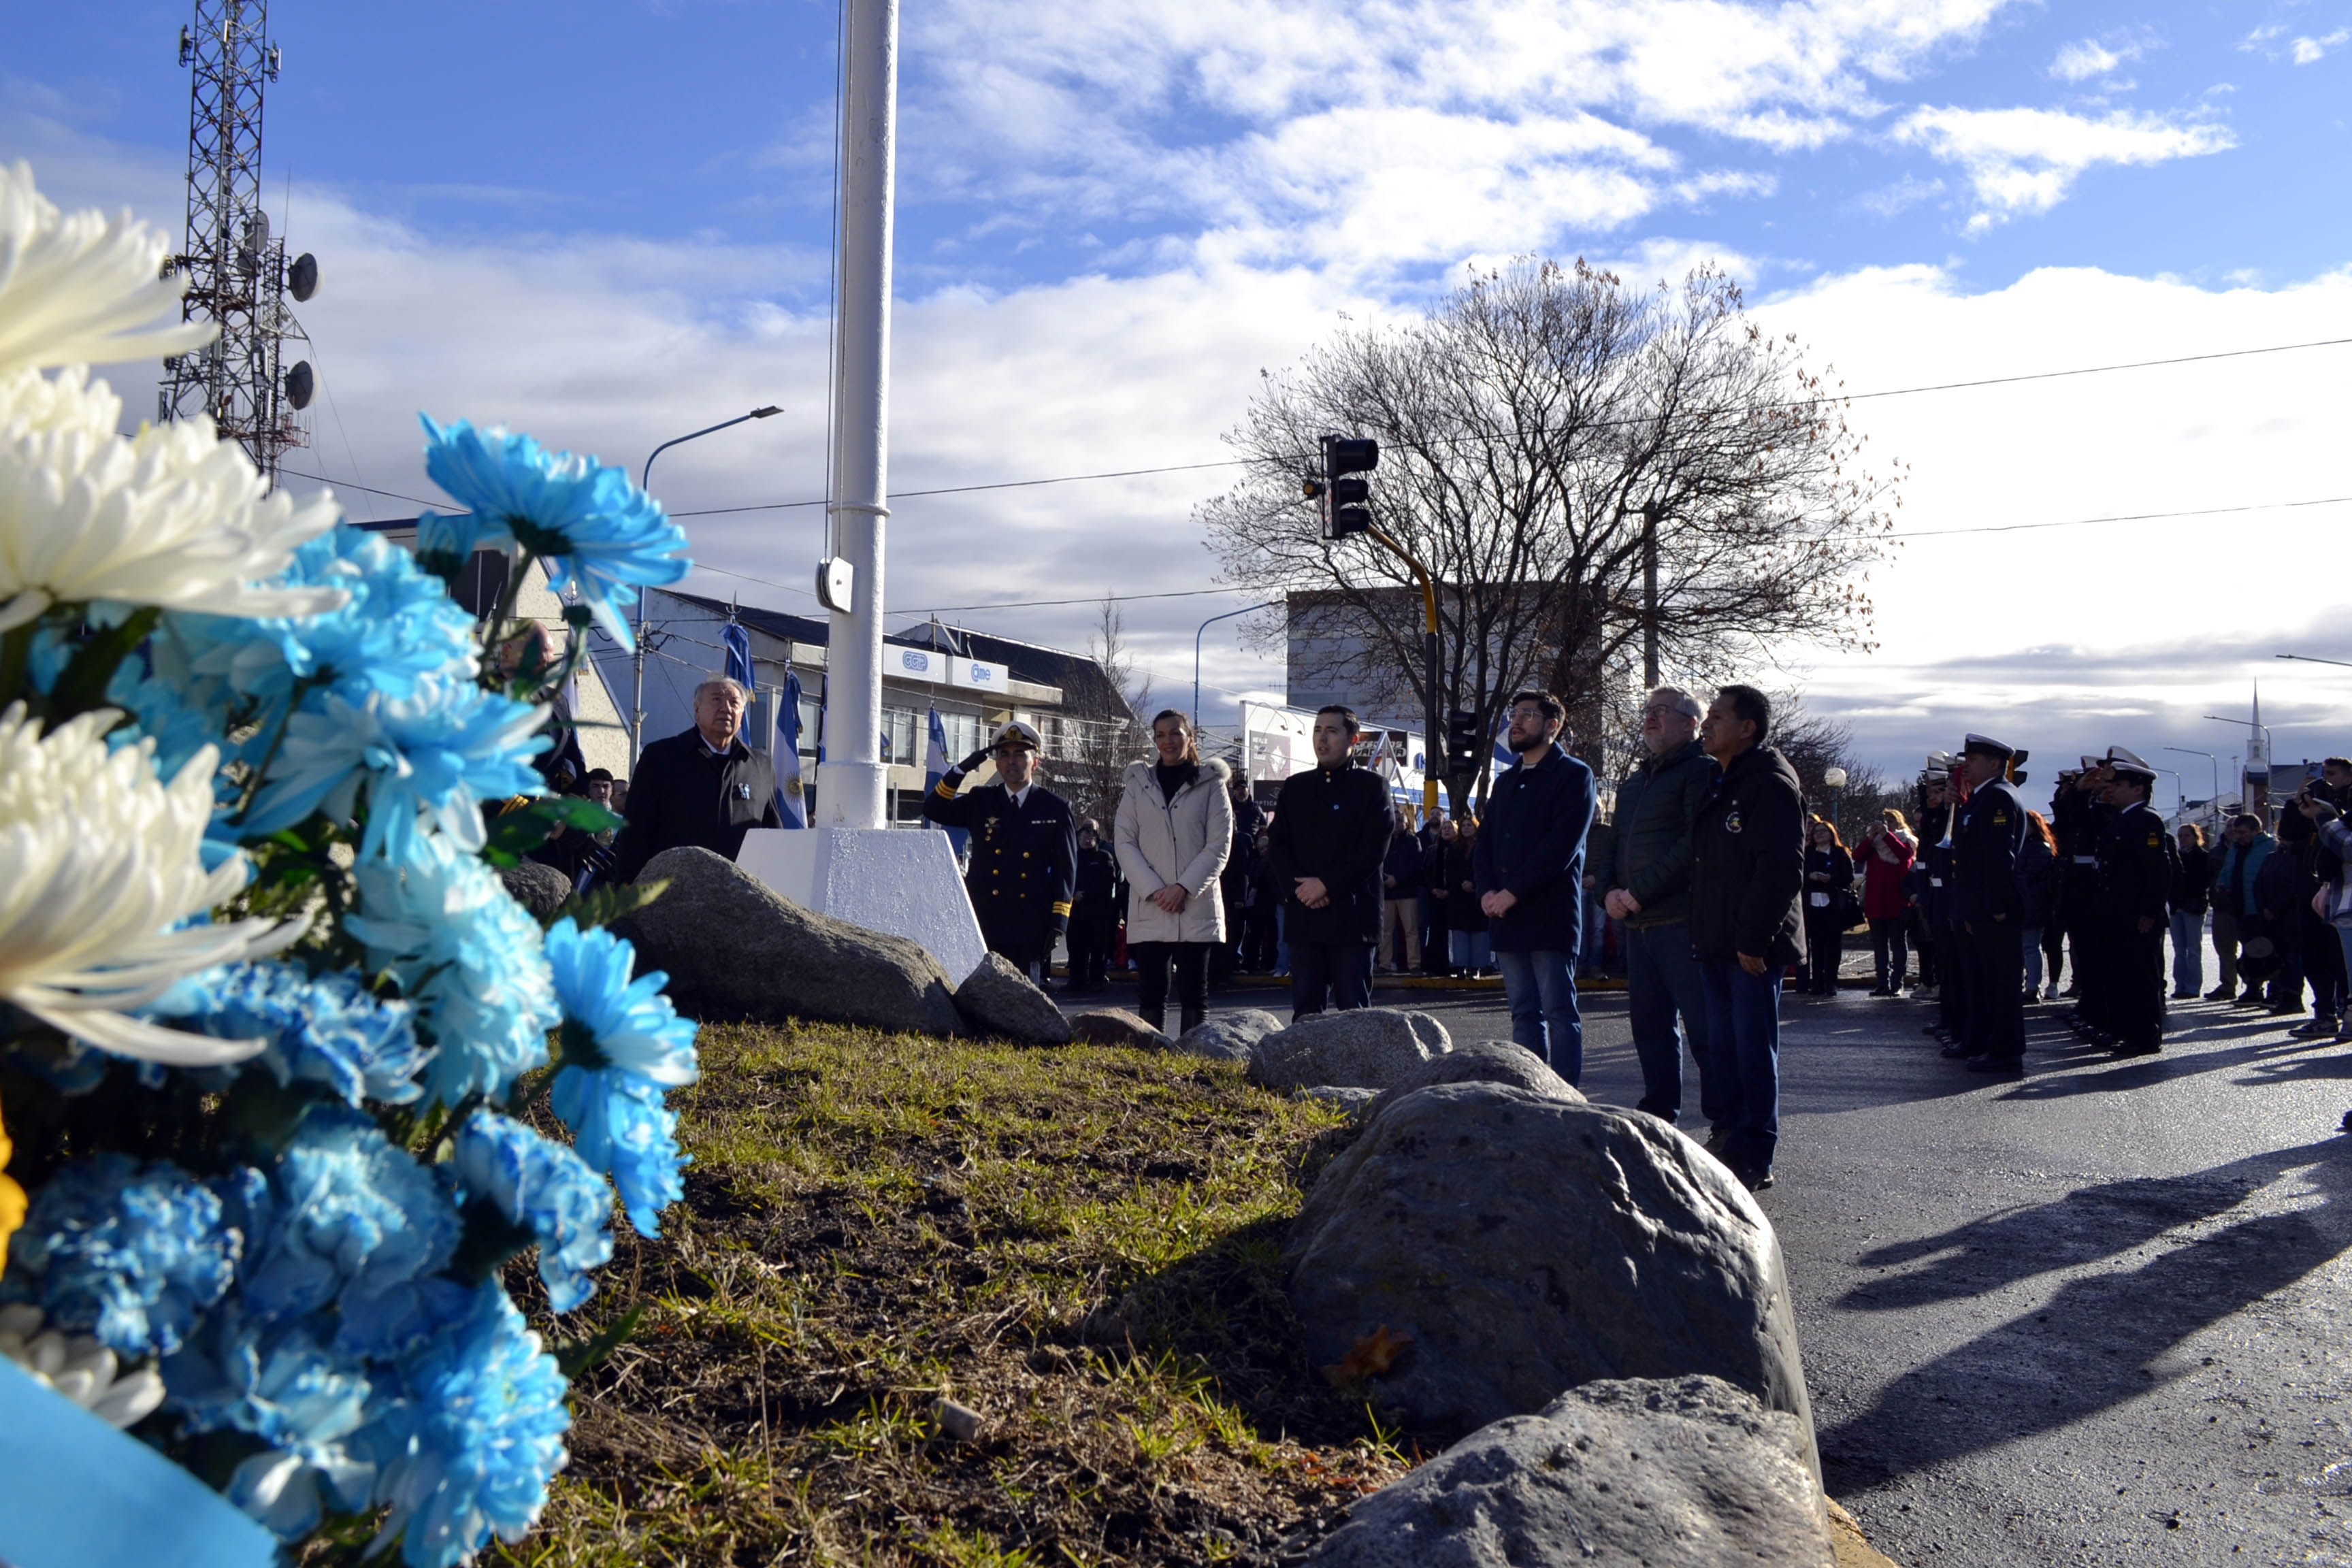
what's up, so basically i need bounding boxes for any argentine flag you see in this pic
[777,670,808,828]
[924,706,968,856]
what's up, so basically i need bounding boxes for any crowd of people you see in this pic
[598,670,2352,1181]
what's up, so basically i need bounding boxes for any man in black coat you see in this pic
[2095,749,2172,1057]
[1067,819,1120,992]
[1951,734,2029,1072]
[1474,689,1597,1082]
[922,720,1078,979]
[1264,706,1392,1019]
[611,675,782,883]
[1379,817,1426,973]
[1688,684,1805,1190]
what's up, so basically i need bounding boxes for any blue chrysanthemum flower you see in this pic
[345,836,560,1109]
[161,1307,380,1541]
[148,962,433,1106]
[355,1284,571,1568]
[448,1111,613,1313]
[252,526,480,699]
[5,1153,241,1358]
[239,1107,462,1326]
[419,414,689,651]
[549,1066,687,1239]
[543,918,699,1090]
[242,676,549,859]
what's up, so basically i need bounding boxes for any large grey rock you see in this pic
[1066,1009,1169,1049]
[1173,1008,1284,1063]
[1360,1039,1580,1128]
[1305,1376,1831,1568]
[612,847,964,1037]
[497,859,573,920]
[953,953,1073,1045]
[1286,1082,1816,1476]
[1249,1008,1452,1091]
[1298,1085,1378,1113]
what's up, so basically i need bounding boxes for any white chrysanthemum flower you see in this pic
[0,403,346,634]
[0,363,119,443]
[0,703,301,1064]
[0,160,213,378]
[0,1303,167,1430]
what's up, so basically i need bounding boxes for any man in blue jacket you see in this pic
[1475,689,1597,1082]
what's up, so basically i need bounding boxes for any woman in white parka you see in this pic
[1115,709,1235,1036]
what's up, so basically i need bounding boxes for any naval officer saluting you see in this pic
[923,719,1078,981]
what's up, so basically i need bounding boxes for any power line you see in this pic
[1879,491,2352,541]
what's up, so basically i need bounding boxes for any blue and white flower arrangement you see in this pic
[0,161,700,1568]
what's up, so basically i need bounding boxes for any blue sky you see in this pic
[11,0,2352,787]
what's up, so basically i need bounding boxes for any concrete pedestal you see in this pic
[735,826,986,984]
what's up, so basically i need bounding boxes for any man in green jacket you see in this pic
[1600,687,1721,1126]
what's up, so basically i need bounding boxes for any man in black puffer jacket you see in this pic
[1688,684,1806,1191]
[1265,706,1392,1018]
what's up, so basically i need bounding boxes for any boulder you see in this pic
[1286,1081,1816,1476]
[497,859,573,920]
[1359,1039,1580,1127]
[953,953,1073,1045]
[1304,1376,1831,1568]
[1298,1085,1378,1113]
[610,847,964,1038]
[1249,1008,1452,1092]
[1173,1008,1285,1063]
[1066,1009,1169,1049]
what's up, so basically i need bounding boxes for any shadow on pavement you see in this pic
[1817,1137,2352,1486]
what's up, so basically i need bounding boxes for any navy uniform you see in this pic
[2095,749,2172,1057]
[2059,760,2119,1043]
[1952,734,2029,1069]
[1915,763,1967,1051]
[1066,821,1120,992]
[922,721,1078,975]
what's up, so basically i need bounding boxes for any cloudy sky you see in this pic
[12,0,2352,800]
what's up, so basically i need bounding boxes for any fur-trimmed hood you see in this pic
[1120,754,1232,800]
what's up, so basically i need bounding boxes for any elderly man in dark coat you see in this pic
[611,674,781,883]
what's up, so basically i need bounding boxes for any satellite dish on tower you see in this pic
[287,251,318,301]
[283,361,314,411]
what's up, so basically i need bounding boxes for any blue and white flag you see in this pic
[721,621,753,688]
[777,670,808,828]
[925,706,968,856]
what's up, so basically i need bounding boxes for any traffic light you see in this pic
[1443,709,1483,782]
[1313,434,1378,539]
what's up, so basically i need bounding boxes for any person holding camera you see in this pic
[1800,816,1855,998]
[1860,809,1916,995]
[923,719,1078,980]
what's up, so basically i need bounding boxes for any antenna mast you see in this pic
[160,0,316,485]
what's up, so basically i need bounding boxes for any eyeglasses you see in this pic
[1641,703,1691,719]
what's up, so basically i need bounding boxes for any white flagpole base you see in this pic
[736,826,987,984]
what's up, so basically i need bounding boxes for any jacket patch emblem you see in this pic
[1725,808,1743,834]
[2147,833,2160,847]
[1993,812,2009,824]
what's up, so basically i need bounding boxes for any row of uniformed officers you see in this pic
[1914,734,2173,1072]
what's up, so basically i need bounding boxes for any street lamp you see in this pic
[2154,767,2183,817]
[1193,600,1283,740]
[2202,714,2277,808]
[2163,747,2219,827]
[630,406,783,767]
[1821,766,1846,842]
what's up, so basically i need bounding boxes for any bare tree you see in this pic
[1200,258,1899,814]
[1051,598,1152,830]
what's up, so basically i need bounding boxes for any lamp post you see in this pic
[1193,600,1282,737]
[2154,768,2183,819]
[630,405,783,767]
[2163,747,2219,830]
[2202,714,2276,811]
[1821,765,1847,843]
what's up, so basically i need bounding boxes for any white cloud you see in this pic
[1893,105,2235,232]
[2051,39,2133,82]
[2293,29,2351,63]
[892,0,2019,276]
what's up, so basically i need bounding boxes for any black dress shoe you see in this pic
[1733,1166,1775,1192]
[1966,1055,2024,1075]
[1939,1041,1972,1058]
[2109,1042,2161,1058]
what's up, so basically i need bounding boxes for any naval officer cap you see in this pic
[1961,733,2016,760]
[2104,745,2157,783]
[990,719,1043,753]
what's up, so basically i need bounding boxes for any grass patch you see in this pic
[491,1020,1407,1566]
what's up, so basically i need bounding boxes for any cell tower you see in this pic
[158,0,318,486]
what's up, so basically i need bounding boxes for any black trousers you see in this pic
[2106,920,2165,1049]
[1291,941,1373,1019]
[1939,915,1970,1036]
[1869,917,1908,989]
[2040,922,2065,992]
[1066,919,1113,989]
[1962,917,2025,1060]
[1802,913,1844,992]
[1131,941,1211,1028]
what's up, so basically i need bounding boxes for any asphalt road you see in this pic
[1147,968,2352,1567]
